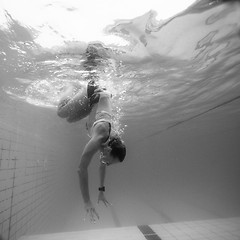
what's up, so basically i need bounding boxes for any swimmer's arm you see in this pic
[99,163,106,188]
[78,137,102,203]
[98,163,111,206]
[78,124,108,203]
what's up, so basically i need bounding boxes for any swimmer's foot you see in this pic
[87,80,98,98]
[87,80,101,107]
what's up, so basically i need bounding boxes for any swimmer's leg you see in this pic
[57,82,91,122]
[87,80,98,98]
[87,80,105,107]
[57,84,75,118]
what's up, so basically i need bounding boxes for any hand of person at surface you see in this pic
[98,191,112,207]
[84,201,99,223]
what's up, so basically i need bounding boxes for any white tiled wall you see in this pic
[0,99,64,240]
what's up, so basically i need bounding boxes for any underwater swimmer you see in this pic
[57,80,126,223]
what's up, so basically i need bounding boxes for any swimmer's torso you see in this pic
[87,92,113,137]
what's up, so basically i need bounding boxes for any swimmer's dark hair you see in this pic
[108,137,126,162]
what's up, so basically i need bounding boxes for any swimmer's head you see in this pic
[100,137,126,166]
[108,137,126,162]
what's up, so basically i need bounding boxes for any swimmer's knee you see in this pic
[57,98,70,118]
[57,108,68,118]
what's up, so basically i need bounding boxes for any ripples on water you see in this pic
[0,0,240,134]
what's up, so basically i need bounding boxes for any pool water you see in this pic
[0,0,240,239]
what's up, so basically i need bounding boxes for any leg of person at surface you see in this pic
[77,81,126,223]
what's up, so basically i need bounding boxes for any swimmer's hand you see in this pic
[98,192,112,207]
[84,201,99,223]
[90,89,112,106]
[93,88,112,98]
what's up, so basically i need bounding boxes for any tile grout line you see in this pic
[138,225,162,240]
